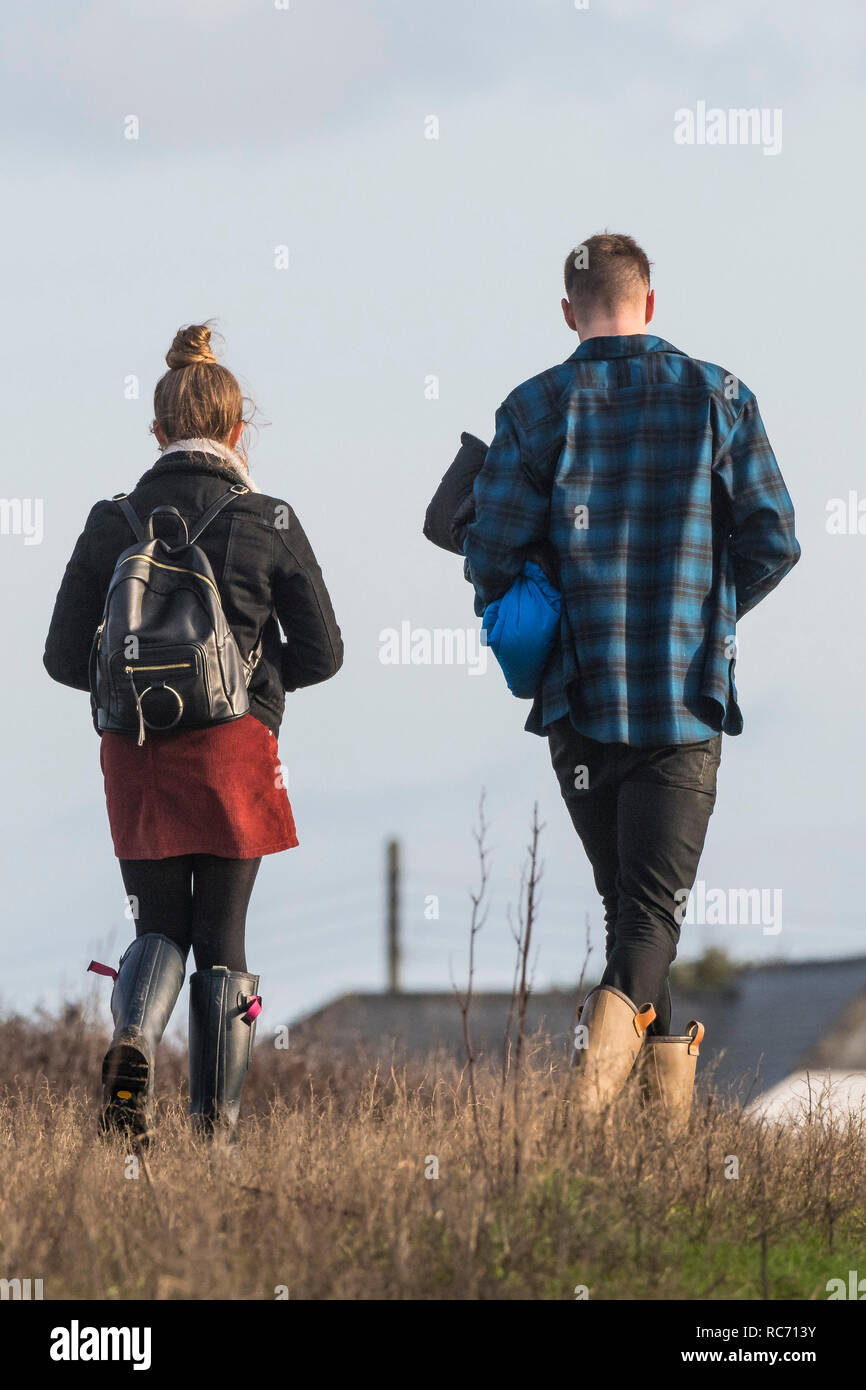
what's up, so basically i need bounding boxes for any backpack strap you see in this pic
[187,484,248,545]
[112,492,145,543]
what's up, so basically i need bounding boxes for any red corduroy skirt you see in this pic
[100,713,298,860]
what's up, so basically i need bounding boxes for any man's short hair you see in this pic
[563,232,652,317]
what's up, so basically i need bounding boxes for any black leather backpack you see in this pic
[89,486,261,743]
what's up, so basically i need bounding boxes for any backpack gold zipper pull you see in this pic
[125,668,146,746]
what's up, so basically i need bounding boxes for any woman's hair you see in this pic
[152,320,256,456]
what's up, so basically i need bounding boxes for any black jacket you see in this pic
[43,451,344,735]
[423,431,559,591]
[423,431,489,555]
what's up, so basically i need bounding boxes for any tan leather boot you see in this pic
[571,985,656,1114]
[641,1020,705,1126]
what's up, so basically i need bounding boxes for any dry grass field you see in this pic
[2,995,865,1301]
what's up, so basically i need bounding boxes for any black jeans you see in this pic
[547,716,721,1035]
[118,854,261,973]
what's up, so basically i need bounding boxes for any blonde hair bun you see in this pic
[165,322,218,370]
[154,318,254,450]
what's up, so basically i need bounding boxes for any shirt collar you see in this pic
[568,334,682,361]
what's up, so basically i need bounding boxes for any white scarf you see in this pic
[159,437,262,493]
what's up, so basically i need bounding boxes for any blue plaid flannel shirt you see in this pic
[464,334,800,745]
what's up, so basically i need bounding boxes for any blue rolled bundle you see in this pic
[482,560,562,698]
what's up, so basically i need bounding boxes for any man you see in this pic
[464,232,800,1119]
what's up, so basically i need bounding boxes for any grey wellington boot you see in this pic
[100,934,186,1143]
[641,1020,705,1127]
[188,966,261,1139]
[571,985,656,1115]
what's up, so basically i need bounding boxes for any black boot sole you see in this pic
[100,1041,153,1142]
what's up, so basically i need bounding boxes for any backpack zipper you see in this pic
[117,554,222,602]
[124,662,192,673]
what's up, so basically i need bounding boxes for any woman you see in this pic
[44,322,343,1142]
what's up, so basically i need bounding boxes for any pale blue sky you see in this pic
[2,0,864,1034]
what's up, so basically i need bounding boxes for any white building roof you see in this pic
[748,1069,866,1125]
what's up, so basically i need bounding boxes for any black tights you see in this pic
[118,854,261,972]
